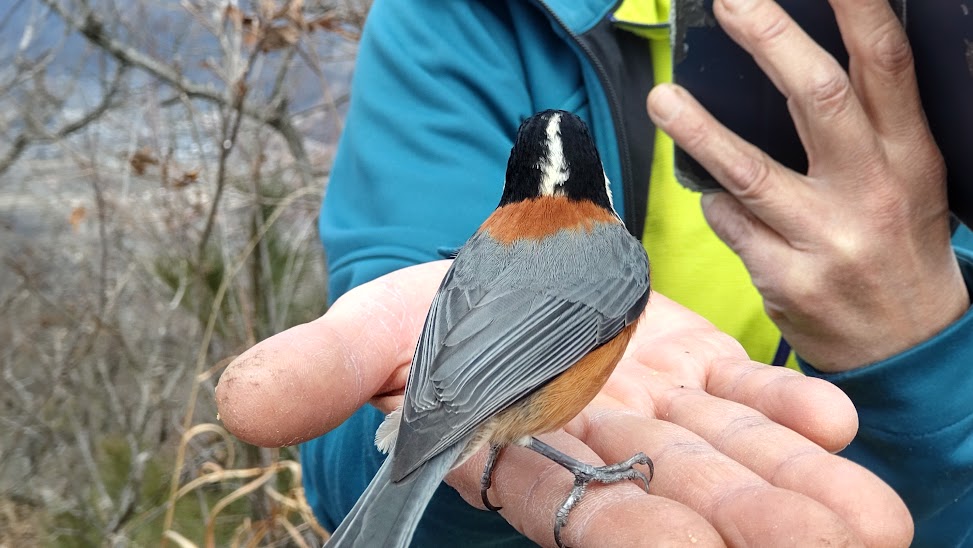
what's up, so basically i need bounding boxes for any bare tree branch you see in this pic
[40,0,250,117]
[0,63,128,176]
[38,0,326,189]
[197,36,264,261]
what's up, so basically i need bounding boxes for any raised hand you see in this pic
[648,0,969,372]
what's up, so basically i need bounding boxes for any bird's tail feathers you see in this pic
[324,442,464,548]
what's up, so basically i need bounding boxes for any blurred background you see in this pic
[0,0,368,545]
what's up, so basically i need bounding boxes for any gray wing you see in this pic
[390,222,649,481]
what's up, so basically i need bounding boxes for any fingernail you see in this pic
[648,84,682,124]
[700,192,716,209]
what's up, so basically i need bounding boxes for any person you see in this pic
[216,0,973,545]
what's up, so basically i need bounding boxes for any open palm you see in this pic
[217,261,911,547]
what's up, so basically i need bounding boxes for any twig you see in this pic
[70,414,113,521]
[105,443,149,534]
[0,62,127,177]
[39,0,267,122]
[196,40,263,262]
[38,0,319,190]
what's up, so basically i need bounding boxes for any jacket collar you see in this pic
[534,0,619,34]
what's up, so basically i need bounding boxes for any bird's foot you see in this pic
[527,437,653,548]
[480,443,504,511]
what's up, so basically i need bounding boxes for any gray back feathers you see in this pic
[390,221,649,481]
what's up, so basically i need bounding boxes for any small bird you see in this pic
[325,110,652,548]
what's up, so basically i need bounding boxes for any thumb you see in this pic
[216,261,451,447]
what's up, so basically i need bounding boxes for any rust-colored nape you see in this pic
[480,196,618,244]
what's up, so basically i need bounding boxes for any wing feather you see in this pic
[390,223,649,481]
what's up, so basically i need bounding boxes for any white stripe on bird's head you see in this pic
[537,112,569,197]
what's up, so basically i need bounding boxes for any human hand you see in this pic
[216,261,912,547]
[648,0,969,372]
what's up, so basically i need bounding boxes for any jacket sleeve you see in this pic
[800,224,973,546]
[319,0,586,302]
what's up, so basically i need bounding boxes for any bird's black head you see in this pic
[499,109,615,211]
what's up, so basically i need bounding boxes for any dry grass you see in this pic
[161,425,329,547]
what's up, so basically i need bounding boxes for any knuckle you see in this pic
[767,264,826,319]
[805,69,854,119]
[762,299,788,326]
[726,153,773,201]
[710,208,750,250]
[908,140,947,184]
[867,21,914,76]
[827,229,870,268]
[748,12,791,49]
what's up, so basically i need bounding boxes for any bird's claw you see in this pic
[480,444,504,512]
[552,452,654,548]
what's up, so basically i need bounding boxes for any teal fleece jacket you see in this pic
[305,1,973,545]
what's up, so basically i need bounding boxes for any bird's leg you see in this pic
[526,437,653,548]
[480,443,504,511]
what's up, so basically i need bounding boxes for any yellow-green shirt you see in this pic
[614,0,795,367]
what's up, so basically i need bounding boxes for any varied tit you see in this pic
[325,110,652,548]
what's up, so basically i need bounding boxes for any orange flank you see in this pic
[487,322,637,445]
[481,196,619,244]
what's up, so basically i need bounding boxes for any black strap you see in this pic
[771,338,792,367]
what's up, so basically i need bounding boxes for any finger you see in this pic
[703,357,857,452]
[829,0,923,139]
[612,351,853,472]
[647,83,810,235]
[215,261,451,447]
[609,318,912,548]
[699,191,792,278]
[570,406,867,547]
[623,303,856,451]
[609,296,913,545]
[643,386,913,547]
[712,0,879,171]
[447,432,723,548]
